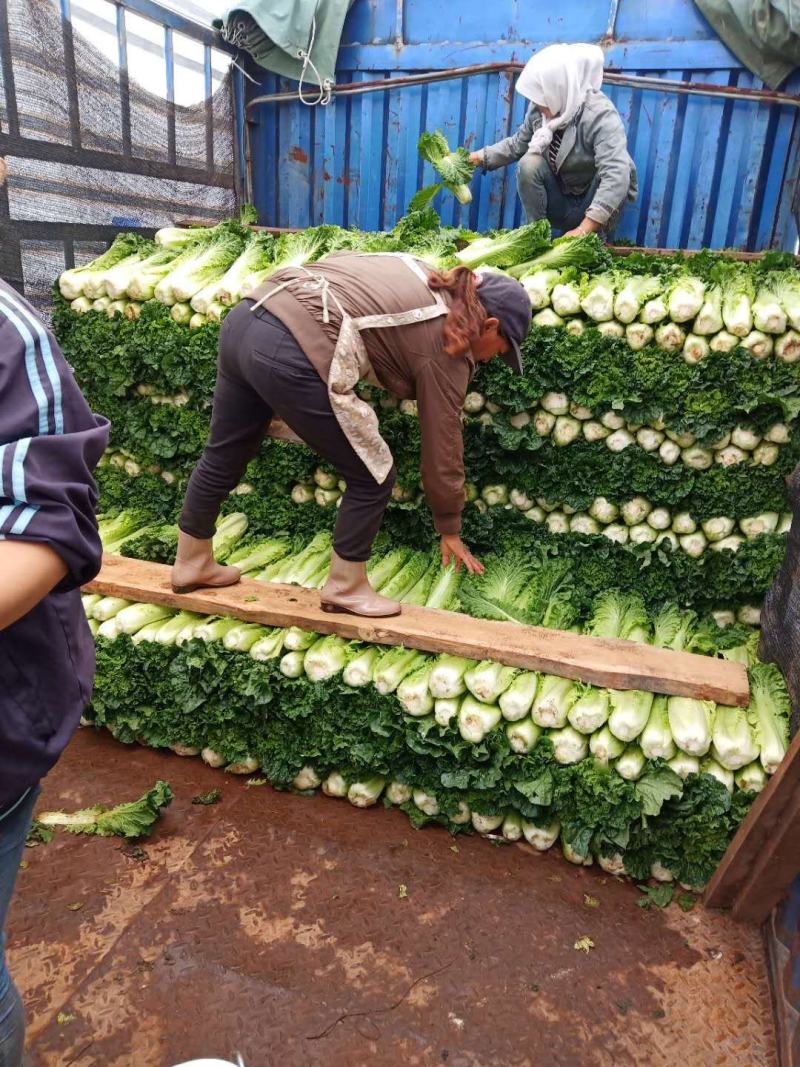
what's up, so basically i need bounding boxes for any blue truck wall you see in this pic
[245,0,800,250]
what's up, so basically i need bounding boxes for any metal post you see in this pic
[116,4,132,156]
[164,24,176,165]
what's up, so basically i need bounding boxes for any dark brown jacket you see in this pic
[249,252,474,535]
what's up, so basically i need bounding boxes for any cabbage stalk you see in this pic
[429,654,476,698]
[590,725,626,764]
[323,772,349,798]
[502,811,524,841]
[735,763,767,793]
[640,696,677,760]
[616,745,646,781]
[549,725,589,764]
[522,819,561,851]
[250,629,288,662]
[506,717,542,753]
[709,330,739,352]
[342,646,382,687]
[522,269,560,309]
[532,675,577,728]
[608,689,654,743]
[667,752,701,779]
[397,663,435,716]
[626,322,654,351]
[292,766,321,791]
[458,695,502,743]
[568,687,610,734]
[373,648,428,695]
[596,320,625,339]
[472,812,504,834]
[667,697,715,756]
[776,330,800,362]
[580,274,616,322]
[741,330,773,359]
[712,704,760,771]
[348,777,386,808]
[668,275,705,322]
[655,322,686,352]
[701,758,734,793]
[753,281,787,334]
[498,671,539,721]
[434,697,460,727]
[551,282,582,316]
[640,294,668,324]
[613,275,661,324]
[748,664,790,774]
[694,286,723,334]
[385,781,412,805]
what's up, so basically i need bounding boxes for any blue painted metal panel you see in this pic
[246,0,800,250]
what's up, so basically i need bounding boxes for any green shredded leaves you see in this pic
[37,781,174,838]
[637,883,675,909]
[413,130,475,208]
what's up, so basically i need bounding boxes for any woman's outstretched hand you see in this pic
[440,534,484,574]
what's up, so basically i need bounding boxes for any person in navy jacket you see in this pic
[0,278,108,1066]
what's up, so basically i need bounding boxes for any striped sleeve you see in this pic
[0,282,109,589]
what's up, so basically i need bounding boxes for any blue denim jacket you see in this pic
[482,90,638,225]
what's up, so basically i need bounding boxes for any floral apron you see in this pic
[250,253,449,484]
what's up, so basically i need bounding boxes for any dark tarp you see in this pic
[694,0,800,89]
[215,0,355,88]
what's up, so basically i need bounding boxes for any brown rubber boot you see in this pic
[171,531,242,594]
[320,551,401,617]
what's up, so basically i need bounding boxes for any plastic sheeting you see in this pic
[695,0,800,89]
[215,0,354,87]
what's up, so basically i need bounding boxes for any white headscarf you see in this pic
[516,43,605,156]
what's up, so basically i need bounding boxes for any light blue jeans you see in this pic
[517,153,606,234]
[0,787,38,1067]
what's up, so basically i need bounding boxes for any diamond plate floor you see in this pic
[7,729,777,1067]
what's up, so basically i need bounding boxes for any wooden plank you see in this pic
[169,230,789,264]
[705,727,800,919]
[86,555,750,705]
[730,790,800,924]
[608,245,786,263]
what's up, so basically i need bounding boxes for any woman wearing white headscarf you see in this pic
[470,44,637,236]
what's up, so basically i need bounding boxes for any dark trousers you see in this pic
[516,153,618,235]
[0,787,39,1067]
[179,301,396,562]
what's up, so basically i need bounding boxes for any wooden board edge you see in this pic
[87,556,750,705]
[728,790,800,924]
[704,728,800,914]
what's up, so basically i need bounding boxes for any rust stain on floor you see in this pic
[8,729,777,1067]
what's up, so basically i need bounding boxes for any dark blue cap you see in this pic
[475,270,532,375]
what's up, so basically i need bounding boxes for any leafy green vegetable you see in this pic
[59,233,151,300]
[38,781,174,838]
[456,220,552,270]
[413,130,475,208]
[637,883,674,909]
[507,233,610,279]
